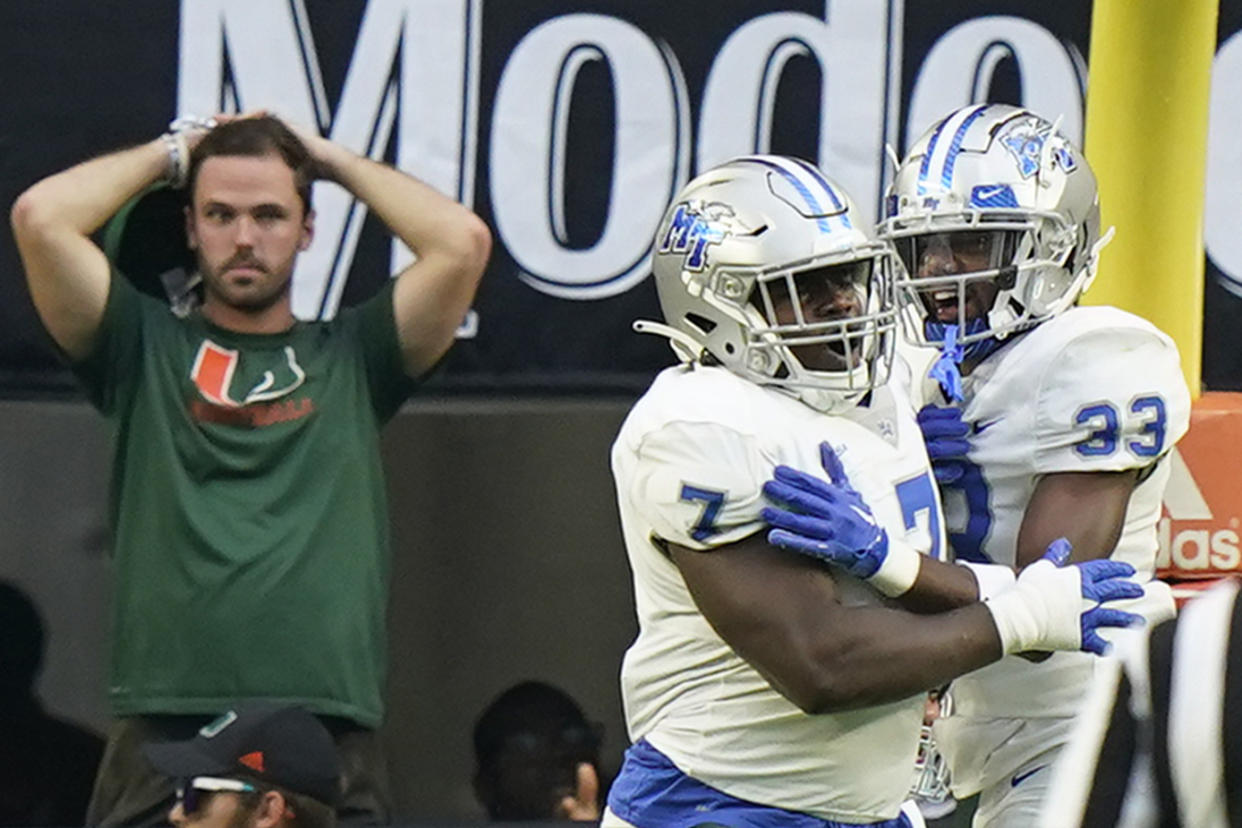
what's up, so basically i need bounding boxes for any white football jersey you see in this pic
[917,306,1191,792]
[611,363,945,822]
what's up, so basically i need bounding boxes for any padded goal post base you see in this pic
[1158,392,1242,605]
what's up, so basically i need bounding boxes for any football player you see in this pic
[827,103,1190,826]
[603,154,1147,828]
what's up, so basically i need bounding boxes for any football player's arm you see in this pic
[759,443,994,613]
[892,471,1138,610]
[289,124,491,378]
[670,533,1005,713]
[1014,470,1139,569]
[10,138,171,361]
[893,556,985,613]
[1018,325,1190,569]
[900,469,1138,606]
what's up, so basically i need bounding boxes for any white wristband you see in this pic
[868,535,921,598]
[160,130,190,188]
[160,115,218,189]
[984,559,1083,655]
[958,561,1017,601]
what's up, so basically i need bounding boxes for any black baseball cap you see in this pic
[142,701,341,805]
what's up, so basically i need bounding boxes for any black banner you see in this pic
[2,1,1237,396]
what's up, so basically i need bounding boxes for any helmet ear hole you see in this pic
[684,313,717,335]
[996,266,1018,291]
[724,342,736,355]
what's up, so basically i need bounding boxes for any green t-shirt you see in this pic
[73,276,415,727]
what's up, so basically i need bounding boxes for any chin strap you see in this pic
[928,324,966,402]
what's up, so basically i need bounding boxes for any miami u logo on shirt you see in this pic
[190,339,306,407]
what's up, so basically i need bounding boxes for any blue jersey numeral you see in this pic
[948,460,993,563]
[895,473,943,560]
[680,485,725,541]
[1129,396,1167,458]
[1074,403,1119,456]
[1073,396,1168,459]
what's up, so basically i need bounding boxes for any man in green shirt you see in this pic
[10,114,491,825]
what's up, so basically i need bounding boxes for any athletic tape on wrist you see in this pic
[958,561,1017,601]
[983,559,1082,655]
[868,536,921,598]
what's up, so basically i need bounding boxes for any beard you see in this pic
[199,254,294,314]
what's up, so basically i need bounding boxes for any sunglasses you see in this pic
[175,776,256,815]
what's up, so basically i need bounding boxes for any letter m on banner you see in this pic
[176,0,481,322]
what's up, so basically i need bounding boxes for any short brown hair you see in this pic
[279,787,336,828]
[187,116,315,215]
[232,778,337,828]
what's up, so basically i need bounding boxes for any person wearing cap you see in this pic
[143,701,340,828]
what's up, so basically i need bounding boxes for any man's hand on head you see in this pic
[276,117,353,183]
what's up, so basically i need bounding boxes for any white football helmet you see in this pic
[644,155,897,413]
[879,104,1105,352]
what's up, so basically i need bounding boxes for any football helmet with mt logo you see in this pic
[643,155,897,413]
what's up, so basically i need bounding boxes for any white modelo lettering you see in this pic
[489,14,688,300]
[1206,30,1242,295]
[1157,518,1242,571]
[162,5,1242,321]
[698,2,898,222]
[176,0,480,320]
[905,16,1085,151]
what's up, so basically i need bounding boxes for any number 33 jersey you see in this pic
[925,305,1191,724]
[610,363,943,822]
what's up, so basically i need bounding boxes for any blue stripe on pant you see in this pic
[608,739,915,828]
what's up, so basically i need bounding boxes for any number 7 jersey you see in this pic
[610,363,945,821]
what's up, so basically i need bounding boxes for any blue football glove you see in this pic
[1038,537,1145,655]
[987,538,1145,656]
[1040,537,1073,566]
[1076,559,1145,656]
[761,443,921,596]
[761,442,888,576]
[916,404,970,486]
